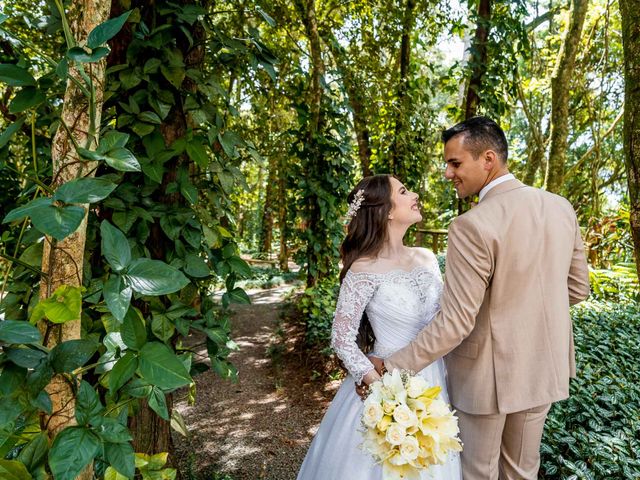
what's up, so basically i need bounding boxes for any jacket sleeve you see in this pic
[385,216,493,373]
[568,216,590,305]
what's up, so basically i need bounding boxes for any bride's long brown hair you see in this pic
[339,174,394,352]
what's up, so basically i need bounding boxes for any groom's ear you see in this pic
[483,150,498,170]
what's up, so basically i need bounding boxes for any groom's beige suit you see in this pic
[385,178,590,479]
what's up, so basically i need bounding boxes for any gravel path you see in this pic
[173,284,342,480]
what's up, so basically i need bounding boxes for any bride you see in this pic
[297,174,462,479]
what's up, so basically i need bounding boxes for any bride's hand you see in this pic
[355,369,381,400]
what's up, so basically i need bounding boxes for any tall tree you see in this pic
[620,0,640,278]
[464,0,492,119]
[39,1,110,469]
[390,0,417,177]
[545,0,589,193]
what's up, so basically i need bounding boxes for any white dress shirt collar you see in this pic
[478,173,516,202]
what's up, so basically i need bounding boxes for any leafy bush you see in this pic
[298,276,339,347]
[235,265,302,290]
[541,300,640,479]
[589,263,639,303]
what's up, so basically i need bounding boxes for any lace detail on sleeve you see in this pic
[331,271,378,384]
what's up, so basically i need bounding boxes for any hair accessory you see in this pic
[346,189,365,220]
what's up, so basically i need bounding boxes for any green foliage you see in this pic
[298,276,339,346]
[541,301,640,479]
[589,264,639,303]
[0,1,276,478]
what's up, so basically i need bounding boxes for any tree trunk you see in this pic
[296,0,329,287]
[38,1,111,478]
[259,155,277,255]
[464,0,492,119]
[390,0,416,177]
[620,0,640,279]
[544,0,589,193]
[277,155,289,272]
[322,31,372,176]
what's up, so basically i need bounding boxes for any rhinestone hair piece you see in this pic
[346,189,365,220]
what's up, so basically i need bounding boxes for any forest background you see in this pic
[0,0,639,479]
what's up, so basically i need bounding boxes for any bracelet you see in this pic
[380,362,388,376]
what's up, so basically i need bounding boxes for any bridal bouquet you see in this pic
[360,369,463,480]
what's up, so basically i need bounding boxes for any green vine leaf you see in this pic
[0,320,42,344]
[53,177,118,204]
[30,285,83,325]
[86,11,132,49]
[0,459,32,480]
[124,258,189,295]
[49,427,101,480]
[137,342,192,390]
[103,275,132,322]
[0,64,36,86]
[100,221,132,272]
[8,87,46,113]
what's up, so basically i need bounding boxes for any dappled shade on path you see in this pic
[173,284,341,479]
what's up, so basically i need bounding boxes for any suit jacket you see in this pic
[385,179,590,414]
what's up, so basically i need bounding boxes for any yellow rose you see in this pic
[400,435,420,462]
[377,415,393,432]
[393,404,418,428]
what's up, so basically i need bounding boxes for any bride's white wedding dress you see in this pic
[297,259,462,480]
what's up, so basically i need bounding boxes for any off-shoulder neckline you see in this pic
[346,264,435,277]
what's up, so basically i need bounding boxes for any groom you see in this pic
[368,117,590,479]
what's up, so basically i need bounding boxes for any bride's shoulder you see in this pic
[349,257,385,274]
[410,247,437,262]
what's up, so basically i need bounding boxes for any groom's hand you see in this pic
[369,356,385,375]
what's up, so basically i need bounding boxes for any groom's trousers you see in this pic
[455,403,551,480]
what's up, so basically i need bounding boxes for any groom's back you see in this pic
[445,181,590,414]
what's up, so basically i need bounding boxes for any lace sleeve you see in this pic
[330,271,378,384]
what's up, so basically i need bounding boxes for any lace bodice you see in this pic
[330,261,443,384]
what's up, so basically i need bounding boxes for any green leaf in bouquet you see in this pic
[0,320,42,344]
[100,221,131,272]
[124,258,189,295]
[138,342,191,390]
[49,427,100,480]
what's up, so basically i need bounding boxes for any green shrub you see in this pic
[589,263,639,303]
[540,300,640,479]
[298,276,339,347]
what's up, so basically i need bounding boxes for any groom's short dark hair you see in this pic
[442,116,508,164]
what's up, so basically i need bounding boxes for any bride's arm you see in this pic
[331,271,380,385]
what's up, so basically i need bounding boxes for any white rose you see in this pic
[386,423,407,446]
[406,376,429,398]
[382,399,398,415]
[393,404,418,428]
[362,400,384,428]
[400,435,420,462]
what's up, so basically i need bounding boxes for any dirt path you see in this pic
[173,284,341,480]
